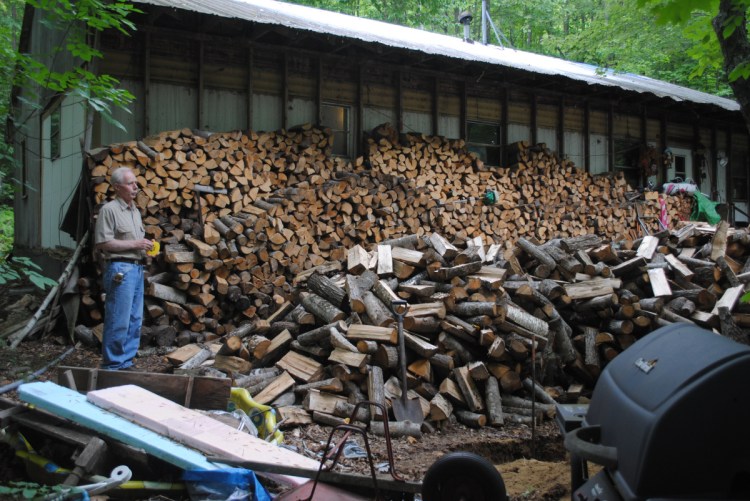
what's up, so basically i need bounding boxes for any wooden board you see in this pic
[56,366,231,410]
[85,384,321,485]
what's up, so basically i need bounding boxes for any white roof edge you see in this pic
[135,0,740,113]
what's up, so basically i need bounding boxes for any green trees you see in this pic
[639,0,750,132]
[287,0,732,96]
[0,0,141,205]
[0,1,23,205]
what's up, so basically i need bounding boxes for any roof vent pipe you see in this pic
[458,11,473,43]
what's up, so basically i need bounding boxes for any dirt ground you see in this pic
[0,282,574,501]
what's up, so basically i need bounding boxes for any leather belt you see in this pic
[109,258,145,265]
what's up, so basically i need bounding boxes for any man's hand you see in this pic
[96,238,154,253]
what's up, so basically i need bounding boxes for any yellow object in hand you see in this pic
[147,240,160,257]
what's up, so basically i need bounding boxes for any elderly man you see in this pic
[94,167,153,370]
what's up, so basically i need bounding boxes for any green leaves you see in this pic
[0,256,57,290]
[6,0,142,143]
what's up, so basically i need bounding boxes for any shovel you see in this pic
[391,300,424,424]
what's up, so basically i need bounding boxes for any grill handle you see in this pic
[564,425,618,470]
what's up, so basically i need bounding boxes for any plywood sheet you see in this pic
[86,384,320,485]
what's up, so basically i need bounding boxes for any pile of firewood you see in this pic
[79,124,689,332]
[160,222,750,432]
[73,122,740,430]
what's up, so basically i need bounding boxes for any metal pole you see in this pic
[482,0,488,45]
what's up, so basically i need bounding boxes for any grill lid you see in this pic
[572,324,750,500]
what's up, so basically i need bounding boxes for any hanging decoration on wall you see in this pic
[639,144,660,179]
[663,147,674,168]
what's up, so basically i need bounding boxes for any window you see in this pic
[321,104,351,157]
[673,155,687,180]
[614,139,640,189]
[467,121,501,166]
[50,104,61,160]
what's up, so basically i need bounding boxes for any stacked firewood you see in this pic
[161,223,750,432]
[80,124,688,332]
[75,122,730,429]
[365,125,676,243]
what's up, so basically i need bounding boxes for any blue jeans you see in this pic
[102,261,144,369]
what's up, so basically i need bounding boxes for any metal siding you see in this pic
[717,157,727,203]
[564,131,585,168]
[403,89,430,113]
[438,95,460,116]
[438,115,460,139]
[717,129,728,202]
[288,74,315,100]
[613,114,640,139]
[100,49,140,80]
[14,115,42,248]
[204,62,247,91]
[203,88,248,131]
[508,102,529,125]
[98,79,145,146]
[288,97,316,128]
[403,111,431,134]
[538,127,556,150]
[646,118,661,143]
[150,53,197,85]
[666,122,693,145]
[589,110,607,135]
[732,132,749,151]
[729,133,749,205]
[537,104,557,129]
[252,93,282,131]
[590,134,609,174]
[699,127,712,148]
[363,107,395,132]
[253,68,282,95]
[508,124,530,144]
[322,79,357,103]
[363,84,396,109]
[150,82,198,132]
[563,106,584,131]
[41,95,81,249]
[467,96,500,122]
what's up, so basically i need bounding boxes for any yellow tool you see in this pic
[229,387,284,445]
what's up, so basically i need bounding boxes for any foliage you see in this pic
[14,0,142,133]
[0,1,23,205]
[0,256,56,290]
[285,0,732,95]
[0,205,13,255]
[639,0,750,132]
[0,205,55,332]
[0,481,84,500]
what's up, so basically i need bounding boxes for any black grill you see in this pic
[565,324,750,500]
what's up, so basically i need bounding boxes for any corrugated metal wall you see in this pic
[537,104,557,129]
[467,96,501,122]
[613,114,640,139]
[40,95,82,249]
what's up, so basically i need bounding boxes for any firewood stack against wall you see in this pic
[76,123,743,430]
